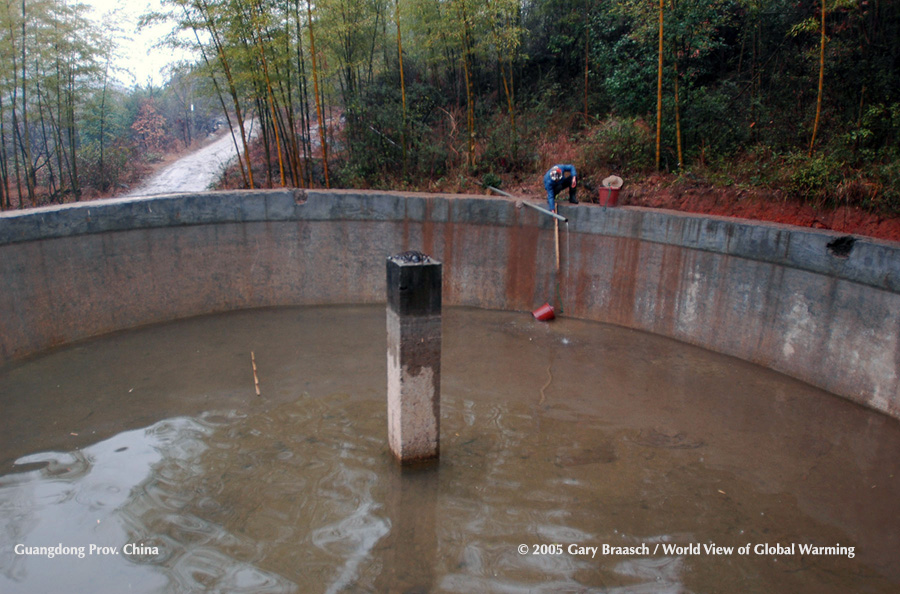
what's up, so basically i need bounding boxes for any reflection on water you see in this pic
[0,415,293,593]
[1,306,898,593]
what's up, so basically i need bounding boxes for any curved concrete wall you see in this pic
[2,189,898,418]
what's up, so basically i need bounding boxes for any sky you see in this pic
[83,0,196,87]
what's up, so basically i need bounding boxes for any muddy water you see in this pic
[1,306,898,593]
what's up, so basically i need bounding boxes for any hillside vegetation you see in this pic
[2,0,898,224]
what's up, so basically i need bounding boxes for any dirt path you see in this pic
[123,122,257,197]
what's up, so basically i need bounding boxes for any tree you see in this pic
[0,0,108,206]
[131,99,168,154]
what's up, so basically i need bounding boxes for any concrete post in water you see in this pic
[386,251,442,464]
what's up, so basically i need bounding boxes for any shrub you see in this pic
[785,152,844,205]
[481,171,502,189]
[578,116,654,173]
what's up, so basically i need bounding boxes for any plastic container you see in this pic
[599,187,620,207]
[532,303,555,321]
[599,175,623,207]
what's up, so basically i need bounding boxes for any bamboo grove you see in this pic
[0,0,111,208]
[2,0,899,211]
[142,0,529,190]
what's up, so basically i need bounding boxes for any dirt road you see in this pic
[123,122,256,197]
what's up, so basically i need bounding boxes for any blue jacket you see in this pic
[543,164,577,210]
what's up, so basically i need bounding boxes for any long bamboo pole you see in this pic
[486,186,568,221]
[809,0,826,156]
[457,0,475,170]
[583,0,590,121]
[486,186,566,312]
[307,0,330,188]
[395,0,407,172]
[554,218,560,271]
[198,0,255,189]
[674,61,683,169]
[251,0,285,186]
[655,0,664,170]
[554,217,562,313]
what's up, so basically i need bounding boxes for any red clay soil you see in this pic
[616,182,900,244]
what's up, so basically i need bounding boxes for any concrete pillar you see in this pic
[386,251,442,463]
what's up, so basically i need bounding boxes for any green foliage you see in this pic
[334,78,447,186]
[842,103,900,161]
[0,0,110,205]
[678,84,747,158]
[149,0,900,216]
[869,163,900,214]
[578,117,654,173]
[480,116,533,174]
[77,140,136,192]
[785,152,845,203]
[481,171,502,189]
[8,0,899,217]
[775,148,900,214]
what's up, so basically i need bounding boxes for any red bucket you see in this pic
[599,187,619,207]
[532,303,555,321]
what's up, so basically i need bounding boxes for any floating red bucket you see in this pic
[532,303,555,321]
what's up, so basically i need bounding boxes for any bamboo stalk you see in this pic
[674,60,683,169]
[554,218,560,272]
[554,218,563,313]
[307,0,330,187]
[655,0,664,170]
[251,351,261,396]
[396,0,407,172]
[486,187,568,222]
[583,0,590,121]
[809,0,826,156]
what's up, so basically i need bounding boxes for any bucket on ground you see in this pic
[532,303,555,321]
[599,175,624,207]
[599,187,620,207]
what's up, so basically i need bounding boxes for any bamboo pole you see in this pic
[485,186,565,311]
[655,0,664,170]
[674,61,683,169]
[197,0,255,189]
[251,0,286,187]
[583,0,590,121]
[486,187,568,221]
[183,5,249,187]
[251,351,261,396]
[809,0,826,156]
[671,0,682,168]
[457,0,476,170]
[554,218,560,271]
[395,0,407,172]
[554,218,563,314]
[307,0,330,187]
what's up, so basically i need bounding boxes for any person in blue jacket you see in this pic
[543,164,577,211]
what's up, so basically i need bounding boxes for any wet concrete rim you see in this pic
[1,190,898,420]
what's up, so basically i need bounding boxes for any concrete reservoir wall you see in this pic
[1,189,898,419]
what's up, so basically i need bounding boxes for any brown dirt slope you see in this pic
[594,179,900,244]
